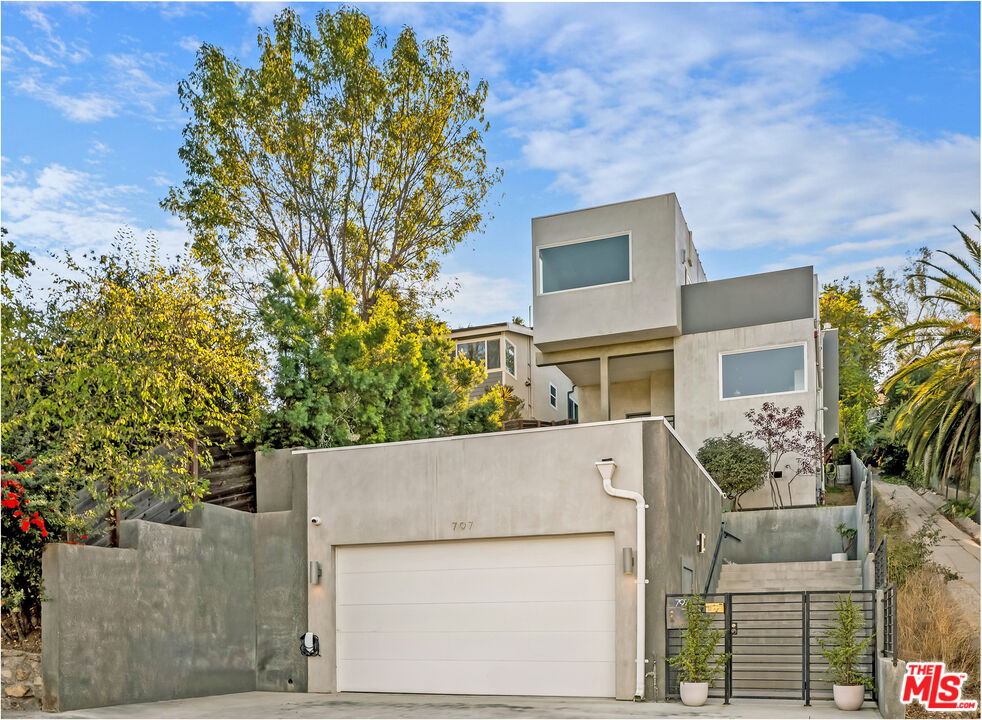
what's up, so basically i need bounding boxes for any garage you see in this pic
[335,533,616,697]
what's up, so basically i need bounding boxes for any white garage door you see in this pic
[336,534,616,697]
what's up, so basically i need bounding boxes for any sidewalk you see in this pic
[872,475,981,618]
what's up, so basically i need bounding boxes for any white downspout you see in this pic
[595,459,647,700]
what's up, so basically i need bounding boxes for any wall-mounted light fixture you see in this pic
[622,547,635,575]
[697,533,706,554]
[308,560,322,585]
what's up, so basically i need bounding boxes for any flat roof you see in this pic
[531,191,679,221]
[450,322,534,338]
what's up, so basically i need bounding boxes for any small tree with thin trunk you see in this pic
[696,433,767,510]
[744,403,823,508]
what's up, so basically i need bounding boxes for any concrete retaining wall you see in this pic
[42,450,309,712]
[721,505,858,563]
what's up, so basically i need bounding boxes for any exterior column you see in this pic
[600,354,610,421]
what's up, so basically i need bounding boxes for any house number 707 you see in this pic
[451,521,473,531]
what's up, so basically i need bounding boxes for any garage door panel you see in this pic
[337,564,614,606]
[338,629,615,663]
[339,535,613,573]
[335,534,616,697]
[338,658,616,697]
[338,600,616,634]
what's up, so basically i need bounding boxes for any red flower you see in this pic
[20,520,29,532]
[40,528,47,538]
[12,462,25,473]
[25,459,33,465]
[1,497,18,509]
[13,511,22,517]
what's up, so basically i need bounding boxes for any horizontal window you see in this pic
[721,345,806,399]
[539,234,630,293]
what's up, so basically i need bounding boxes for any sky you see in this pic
[1,1,979,328]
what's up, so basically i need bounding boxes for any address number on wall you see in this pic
[451,521,474,531]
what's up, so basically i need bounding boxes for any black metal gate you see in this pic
[666,591,876,704]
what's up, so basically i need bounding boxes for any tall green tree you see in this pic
[26,236,265,546]
[164,7,501,317]
[820,280,883,454]
[257,268,502,449]
[881,214,980,496]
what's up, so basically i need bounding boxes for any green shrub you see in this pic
[668,595,730,685]
[817,594,873,688]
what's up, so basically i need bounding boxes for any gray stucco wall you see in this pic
[823,328,840,440]
[642,422,724,699]
[721,506,858,563]
[254,450,308,692]
[42,504,258,712]
[681,266,815,335]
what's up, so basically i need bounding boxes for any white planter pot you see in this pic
[680,681,709,707]
[831,552,848,562]
[833,684,865,711]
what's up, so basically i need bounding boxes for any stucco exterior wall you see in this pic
[722,506,858,563]
[531,194,686,352]
[673,318,820,507]
[302,421,649,700]
[642,422,724,699]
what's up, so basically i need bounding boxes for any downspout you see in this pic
[595,459,647,700]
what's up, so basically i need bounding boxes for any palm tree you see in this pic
[882,213,980,497]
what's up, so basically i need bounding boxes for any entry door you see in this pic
[335,534,616,697]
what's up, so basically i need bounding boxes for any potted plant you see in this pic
[668,595,730,706]
[833,523,856,561]
[817,594,873,710]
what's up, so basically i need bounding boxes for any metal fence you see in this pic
[868,495,878,552]
[881,583,898,663]
[666,591,876,705]
[874,537,887,590]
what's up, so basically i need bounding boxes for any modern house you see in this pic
[450,322,577,422]
[531,193,838,506]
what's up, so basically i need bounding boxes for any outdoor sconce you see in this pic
[697,532,706,554]
[308,560,322,585]
[622,547,635,575]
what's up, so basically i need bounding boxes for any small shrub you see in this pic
[696,433,767,511]
[817,594,873,688]
[940,498,977,520]
[888,519,945,588]
[668,595,730,685]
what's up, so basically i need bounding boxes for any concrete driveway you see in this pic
[6,691,882,719]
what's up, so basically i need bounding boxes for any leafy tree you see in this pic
[257,268,502,449]
[820,280,883,455]
[817,594,873,689]
[696,433,767,510]
[164,7,502,316]
[744,403,822,508]
[668,594,730,685]
[881,214,980,498]
[27,236,265,546]
[490,384,525,423]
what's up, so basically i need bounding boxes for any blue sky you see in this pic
[2,1,979,327]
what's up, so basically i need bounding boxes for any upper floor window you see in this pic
[504,339,516,376]
[720,344,806,400]
[538,234,631,294]
[456,338,501,370]
[549,383,558,408]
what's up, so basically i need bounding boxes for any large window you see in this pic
[456,338,501,370]
[720,344,806,399]
[539,234,630,294]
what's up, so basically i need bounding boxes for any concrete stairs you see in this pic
[718,560,863,593]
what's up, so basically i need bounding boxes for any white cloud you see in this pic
[429,4,977,282]
[1,164,191,296]
[178,36,201,53]
[437,271,529,329]
[16,75,118,122]
[239,2,289,26]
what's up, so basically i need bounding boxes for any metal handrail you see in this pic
[874,536,887,589]
[703,521,742,594]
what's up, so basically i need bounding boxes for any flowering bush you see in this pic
[0,457,73,640]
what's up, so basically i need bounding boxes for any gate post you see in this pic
[802,592,811,706]
[724,594,732,705]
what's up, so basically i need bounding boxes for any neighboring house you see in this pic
[531,192,838,507]
[450,322,578,422]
